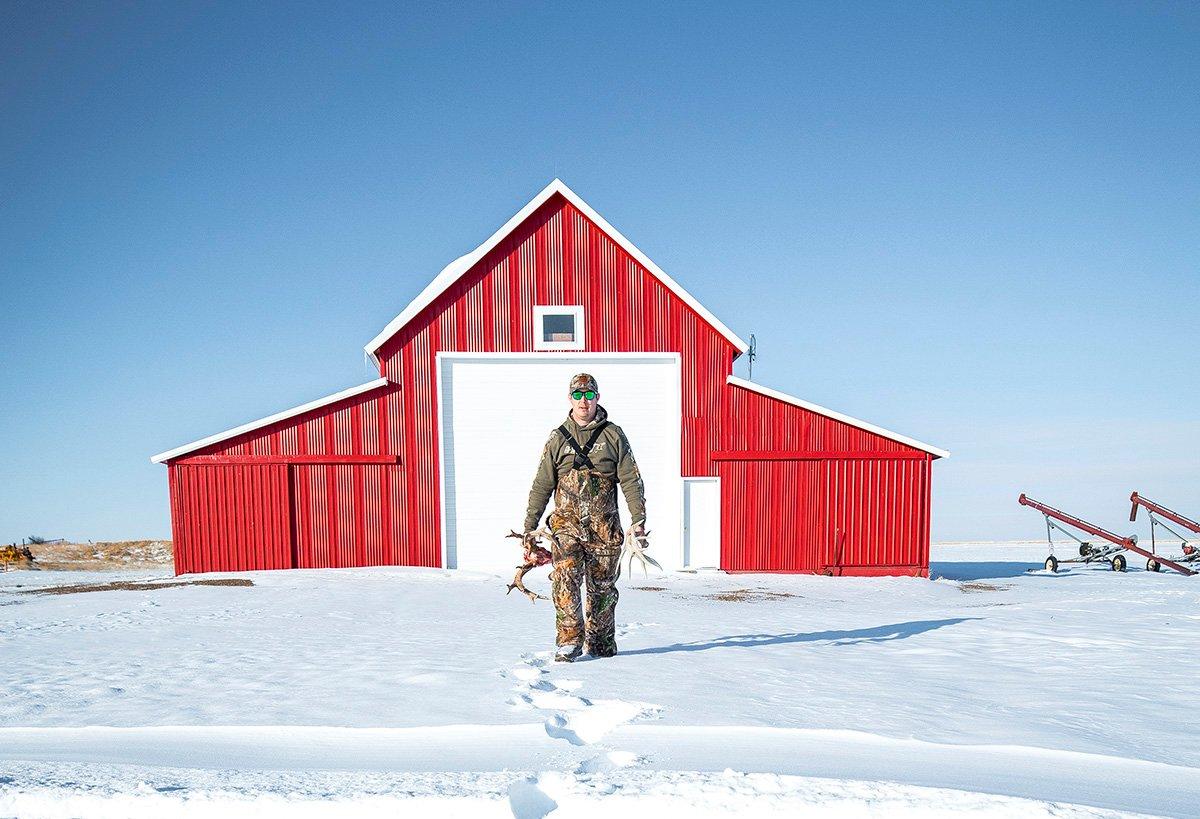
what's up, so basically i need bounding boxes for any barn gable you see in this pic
[365,178,749,368]
[368,182,752,485]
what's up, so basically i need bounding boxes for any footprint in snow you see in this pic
[507,691,534,708]
[527,687,592,711]
[509,665,545,681]
[507,775,558,819]
[543,698,661,745]
[575,750,641,775]
[509,630,663,747]
[503,652,550,680]
[509,665,662,745]
[614,621,659,640]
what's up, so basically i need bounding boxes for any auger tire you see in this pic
[1044,556,1059,573]
[1111,554,1127,573]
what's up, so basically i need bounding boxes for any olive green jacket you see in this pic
[523,404,647,532]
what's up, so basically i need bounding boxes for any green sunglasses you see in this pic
[570,390,597,400]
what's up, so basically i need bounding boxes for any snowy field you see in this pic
[2,542,1198,817]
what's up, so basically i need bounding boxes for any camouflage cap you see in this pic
[568,373,598,394]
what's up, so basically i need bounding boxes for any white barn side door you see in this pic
[683,477,721,569]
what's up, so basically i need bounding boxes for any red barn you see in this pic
[152,180,947,577]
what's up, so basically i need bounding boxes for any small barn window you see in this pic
[533,305,585,351]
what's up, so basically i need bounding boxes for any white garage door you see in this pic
[438,353,682,576]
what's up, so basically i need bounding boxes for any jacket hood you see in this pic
[564,404,608,432]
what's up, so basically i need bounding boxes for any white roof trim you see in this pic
[363,179,750,364]
[150,377,392,464]
[726,375,949,459]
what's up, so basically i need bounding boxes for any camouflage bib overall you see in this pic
[547,467,624,656]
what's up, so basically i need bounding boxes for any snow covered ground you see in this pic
[2,542,1197,817]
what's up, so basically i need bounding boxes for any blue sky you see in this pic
[1,1,1196,543]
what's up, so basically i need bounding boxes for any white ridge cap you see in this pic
[726,375,949,459]
[150,377,392,464]
[363,179,750,364]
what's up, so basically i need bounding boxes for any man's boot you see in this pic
[554,645,582,663]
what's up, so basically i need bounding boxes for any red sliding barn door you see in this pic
[171,463,293,573]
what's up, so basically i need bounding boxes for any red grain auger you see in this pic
[1018,494,1141,573]
[1018,494,1197,575]
[1129,492,1200,575]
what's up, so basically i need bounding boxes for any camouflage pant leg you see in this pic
[550,535,585,650]
[583,542,621,656]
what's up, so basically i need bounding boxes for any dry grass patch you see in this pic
[958,582,1013,593]
[631,586,667,591]
[16,540,173,571]
[20,578,253,596]
[705,588,798,602]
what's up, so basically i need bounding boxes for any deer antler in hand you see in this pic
[621,526,661,578]
[505,529,553,602]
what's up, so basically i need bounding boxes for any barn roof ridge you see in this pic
[149,377,393,464]
[726,375,950,459]
[363,178,751,365]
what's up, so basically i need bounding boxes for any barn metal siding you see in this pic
[720,381,914,454]
[822,457,930,574]
[716,459,825,573]
[716,383,932,576]
[375,195,739,568]
[291,464,405,568]
[717,458,930,575]
[170,463,292,574]
[167,383,403,573]
[188,385,397,458]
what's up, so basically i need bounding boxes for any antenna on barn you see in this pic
[747,334,757,380]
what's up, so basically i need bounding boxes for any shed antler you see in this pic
[621,526,661,578]
[505,529,553,603]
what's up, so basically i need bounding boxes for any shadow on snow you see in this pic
[613,617,979,657]
[931,560,1042,580]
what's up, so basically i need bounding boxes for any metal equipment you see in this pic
[1018,494,1140,573]
[1129,492,1199,576]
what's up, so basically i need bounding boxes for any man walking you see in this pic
[524,373,647,662]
